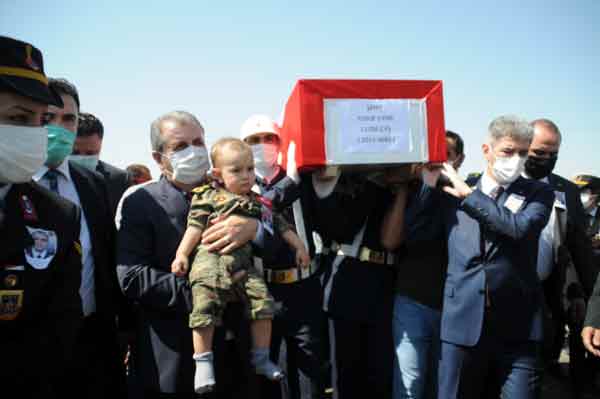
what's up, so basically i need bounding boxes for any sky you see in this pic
[2,0,598,179]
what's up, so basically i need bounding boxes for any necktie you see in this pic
[490,185,505,202]
[480,186,506,257]
[45,169,60,194]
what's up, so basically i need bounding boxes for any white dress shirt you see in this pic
[33,160,96,316]
[479,171,510,198]
[520,174,561,281]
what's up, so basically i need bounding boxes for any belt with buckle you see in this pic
[264,260,320,284]
[330,241,395,265]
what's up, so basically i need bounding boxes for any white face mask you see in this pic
[166,145,209,185]
[491,154,526,185]
[251,143,278,179]
[0,124,48,184]
[69,154,99,171]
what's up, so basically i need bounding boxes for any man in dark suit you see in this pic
[422,115,554,398]
[579,175,600,358]
[72,112,131,217]
[0,36,83,398]
[116,110,286,398]
[33,78,127,398]
[523,119,598,369]
[573,175,600,260]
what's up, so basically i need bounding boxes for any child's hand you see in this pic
[296,248,311,269]
[171,255,189,277]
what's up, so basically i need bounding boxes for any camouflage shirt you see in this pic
[188,184,291,236]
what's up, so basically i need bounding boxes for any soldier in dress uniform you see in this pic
[0,36,83,398]
[310,169,396,399]
[241,114,331,399]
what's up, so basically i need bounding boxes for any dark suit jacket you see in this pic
[1,182,83,398]
[96,160,130,218]
[70,162,123,322]
[116,176,283,394]
[545,174,598,297]
[419,176,554,346]
[583,206,600,328]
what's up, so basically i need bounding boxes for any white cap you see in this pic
[240,114,280,141]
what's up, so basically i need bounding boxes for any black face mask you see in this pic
[525,155,558,180]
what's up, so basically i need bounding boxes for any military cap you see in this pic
[0,36,63,107]
[573,174,600,193]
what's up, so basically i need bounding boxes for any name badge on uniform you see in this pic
[0,290,24,321]
[504,193,525,214]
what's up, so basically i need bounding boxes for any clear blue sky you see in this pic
[2,0,598,179]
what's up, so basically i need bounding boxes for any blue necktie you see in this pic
[45,169,60,194]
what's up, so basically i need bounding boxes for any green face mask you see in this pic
[45,124,76,167]
[69,154,99,171]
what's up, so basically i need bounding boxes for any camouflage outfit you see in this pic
[187,184,288,329]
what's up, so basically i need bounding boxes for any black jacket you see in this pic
[0,182,83,397]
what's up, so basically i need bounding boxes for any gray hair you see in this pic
[488,115,533,146]
[150,110,205,152]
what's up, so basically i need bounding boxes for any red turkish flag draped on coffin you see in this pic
[279,79,447,172]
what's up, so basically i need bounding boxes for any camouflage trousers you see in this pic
[189,243,275,329]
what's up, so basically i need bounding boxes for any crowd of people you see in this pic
[2,36,600,399]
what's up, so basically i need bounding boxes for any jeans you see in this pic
[393,295,441,399]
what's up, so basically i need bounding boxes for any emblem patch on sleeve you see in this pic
[0,290,24,320]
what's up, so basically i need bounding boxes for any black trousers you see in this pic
[212,302,262,399]
[263,276,330,399]
[332,316,393,399]
[65,313,127,399]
